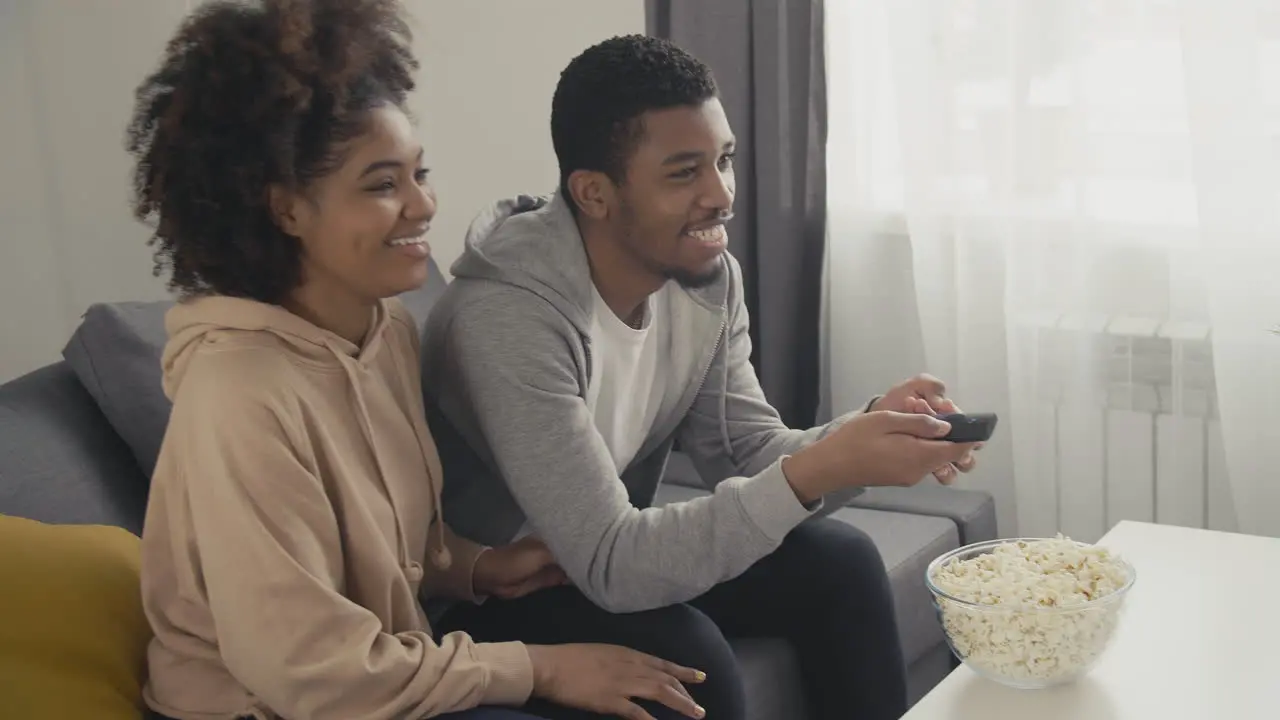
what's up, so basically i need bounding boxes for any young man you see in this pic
[423,35,980,720]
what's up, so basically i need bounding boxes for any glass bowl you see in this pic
[925,537,1137,690]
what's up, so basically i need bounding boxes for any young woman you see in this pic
[129,2,705,719]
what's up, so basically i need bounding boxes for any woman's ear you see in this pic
[267,184,304,237]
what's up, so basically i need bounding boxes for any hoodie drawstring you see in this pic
[327,339,449,586]
[388,345,452,571]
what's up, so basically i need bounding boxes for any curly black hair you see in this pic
[125,0,418,303]
[551,34,717,212]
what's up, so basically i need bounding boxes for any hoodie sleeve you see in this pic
[434,291,822,613]
[179,372,532,719]
[675,254,871,514]
[419,522,489,603]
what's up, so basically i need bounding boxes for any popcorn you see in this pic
[929,535,1132,686]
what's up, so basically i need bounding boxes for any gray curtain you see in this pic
[647,0,827,428]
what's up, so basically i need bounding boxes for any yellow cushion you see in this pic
[0,514,151,719]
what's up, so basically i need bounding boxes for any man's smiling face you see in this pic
[606,98,737,288]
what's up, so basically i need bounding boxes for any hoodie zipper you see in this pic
[696,319,731,455]
[692,319,726,396]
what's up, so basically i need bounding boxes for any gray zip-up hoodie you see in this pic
[421,192,867,613]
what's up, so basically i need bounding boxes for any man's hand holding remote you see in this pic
[781,374,984,503]
[869,374,985,483]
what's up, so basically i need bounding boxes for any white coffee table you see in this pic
[903,520,1280,719]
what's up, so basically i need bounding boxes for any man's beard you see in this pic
[617,199,726,289]
[664,261,725,289]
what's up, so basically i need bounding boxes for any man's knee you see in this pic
[786,517,888,580]
[629,604,744,719]
[777,519,901,646]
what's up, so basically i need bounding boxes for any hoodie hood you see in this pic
[451,191,732,334]
[162,295,390,400]
[449,192,597,337]
[160,295,453,571]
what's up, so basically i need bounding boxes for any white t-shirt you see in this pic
[585,283,671,472]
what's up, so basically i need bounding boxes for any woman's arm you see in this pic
[419,521,489,601]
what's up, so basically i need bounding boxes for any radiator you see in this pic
[1011,313,1238,544]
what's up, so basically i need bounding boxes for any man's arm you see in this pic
[435,291,820,613]
[675,256,873,509]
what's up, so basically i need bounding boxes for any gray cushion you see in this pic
[62,300,172,476]
[0,362,148,535]
[848,484,997,546]
[60,261,449,476]
[906,642,957,708]
[828,504,958,666]
[397,262,448,329]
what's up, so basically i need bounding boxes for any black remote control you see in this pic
[936,413,997,443]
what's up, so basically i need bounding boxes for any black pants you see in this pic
[438,517,908,720]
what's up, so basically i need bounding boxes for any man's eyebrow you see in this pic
[661,150,705,165]
[660,140,737,166]
[358,147,425,177]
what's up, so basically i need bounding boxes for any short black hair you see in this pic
[551,34,718,212]
[126,0,418,303]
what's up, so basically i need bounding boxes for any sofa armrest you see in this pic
[0,362,148,535]
[846,485,997,546]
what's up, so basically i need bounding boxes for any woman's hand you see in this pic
[471,536,568,600]
[526,644,707,720]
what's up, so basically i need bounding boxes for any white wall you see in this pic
[408,2,644,278]
[0,0,643,383]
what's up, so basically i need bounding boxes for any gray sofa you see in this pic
[0,257,996,719]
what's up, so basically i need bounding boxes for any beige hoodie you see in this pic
[140,296,533,720]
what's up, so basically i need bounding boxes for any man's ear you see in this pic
[567,169,614,221]
[267,183,304,237]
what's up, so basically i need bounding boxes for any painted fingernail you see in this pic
[695,705,706,718]
[694,670,707,682]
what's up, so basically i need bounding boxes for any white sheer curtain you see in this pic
[824,0,1280,541]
